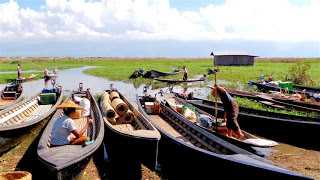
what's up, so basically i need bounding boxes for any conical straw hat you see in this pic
[57,100,83,110]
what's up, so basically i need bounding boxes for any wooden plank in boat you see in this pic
[114,124,135,133]
[148,115,191,144]
[0,99,14,106]
[27,105,52,118]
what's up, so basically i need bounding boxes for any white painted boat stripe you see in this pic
[0,100,38,125]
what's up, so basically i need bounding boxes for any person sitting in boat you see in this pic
[182,66,188,81]
[50,100,93,146]
[209,83,244,140]
[74,96,91,117]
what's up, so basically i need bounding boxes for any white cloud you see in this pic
[0,0,320,42]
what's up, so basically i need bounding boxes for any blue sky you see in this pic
[0,0,319,58]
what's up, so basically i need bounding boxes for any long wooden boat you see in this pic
[37,85,104,180]
[256,94,320,116]
[154,74,207,83]
[175,92,320,150]
[0,83,23,110]
[16,74,39,82]
[0,86,63,137]
[164,94,278,156]
[293,84,320,93]
[229,89,320,109]
[129,69,144,78]
[227,89,320,116]
[182,92,320,123]
[100,87,160,179]
[136,94,312,179]
[143,69,181,78]
[249,81,313,98]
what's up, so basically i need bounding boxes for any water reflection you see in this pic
[0,66,219,107]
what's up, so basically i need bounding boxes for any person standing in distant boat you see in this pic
[210,83,244,140]
[44,68,51,77]
[182,66,188,81]
[53,67,58,74]
[17,64,22,79]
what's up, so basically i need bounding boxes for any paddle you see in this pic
[206,68,220,132]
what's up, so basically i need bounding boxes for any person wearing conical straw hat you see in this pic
[208,83,244,140]
[50,100,93,146]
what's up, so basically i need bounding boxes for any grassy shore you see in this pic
[1,57,319,87]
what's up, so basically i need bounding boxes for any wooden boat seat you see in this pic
[149,115,192,145]
[25,105,52,121]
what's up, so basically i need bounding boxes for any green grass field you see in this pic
[1,57,319,87]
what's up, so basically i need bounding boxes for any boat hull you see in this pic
[0,83,23,110]
[185,96,320,150]
[137,95,312,179]
[103,126,159,179]
[143,69,181,78]
[154,77,206,83]
[249,81,313,98]
[37,88,104,180]
[0,87,63,138]
[101,89,160,179]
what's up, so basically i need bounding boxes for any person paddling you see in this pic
[17,64,22,79]
[182,66,188,81]
[208,83,244,140]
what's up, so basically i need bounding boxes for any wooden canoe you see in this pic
[100,88,160,179]
[154,75,207,83]
[129,69,144,79]
[227,89,320,116]
[143,69,181,78]
[164,94,278,153]
[175,92,320,150]
[0,83,23,110]
[37,86,104,180]
[0,86,63,137]
[248,81,313,98]
[16,74,39,82]
[137,94,312,179]
[293,84,320,93]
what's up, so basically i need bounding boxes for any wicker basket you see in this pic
[0,171,32,180]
